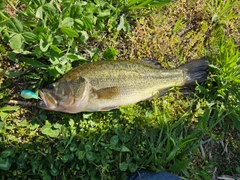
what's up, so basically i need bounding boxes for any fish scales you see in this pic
[39,59,209,113]
[65,61,184,91]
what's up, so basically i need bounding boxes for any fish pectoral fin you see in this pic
[144,89,170,101]
[92,87,120,100]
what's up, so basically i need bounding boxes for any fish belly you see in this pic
[84,88,157,111]
[84,76,183,111]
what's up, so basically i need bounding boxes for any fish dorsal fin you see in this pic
[140,58,162,68]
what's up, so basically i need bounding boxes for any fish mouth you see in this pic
[38,89,78,113]
[38,89,58,110]
[38,100,47,109]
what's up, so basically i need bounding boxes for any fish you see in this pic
[21,90,40,100]
[38,59,209,113]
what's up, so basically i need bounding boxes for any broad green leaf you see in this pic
[6,52,17,62]
[31,160,39,173]
[9,34,23,50]
[67,54,85,60]
[119,133,131,143]
[36,6,43,19]
[69,119,75,127]
[17,119,28,127]
[53,123,61,129]
[20,57,47,68]
[0,68,23,78]
[1,148,14,158]
[70,143,77,152]
[40,121,60,138]
[117,15,125,31]
[17,152,28,169]
[33,27,47,35]
[50,45,62,54]
[128,162,138,173]
[54,64,67,75]
[41,125,60,138]
[42,169,51,180]
[82,16,93,31]
[86,48,100,61]
[50,166,59,176]
[96,20,105,31]
[86,152,95,161]
[40,39,50,52]
[103,47,119,60]
[84,3,96,13]
[76,151,85,160]
[121,146,131,152]
[8,18,23,33]
[30,123,40,130]
[0,112,8,121]
[0,158,11,171]
[22,32,38,42]
[61,153,74,163]
[70,4,83,18]
[83,113,93,119]
[79,31,89,43]
[110,135,119,145]
[66,54,79,60]
[60,26,79,38]
[52,36,63,45]
[84,142,92,151]
[40,121,51,130]
[74,19,84,30]
[119,162,128,171]
[43,3,56,14]
[0,0,4,10]
[98,11,110,18]
[0,106,20,112]
[61,17,74,27]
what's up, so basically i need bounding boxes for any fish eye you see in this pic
[47,84,54,90]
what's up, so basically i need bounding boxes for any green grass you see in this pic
[0,0,240,179]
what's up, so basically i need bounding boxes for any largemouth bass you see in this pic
[39,59,209,113]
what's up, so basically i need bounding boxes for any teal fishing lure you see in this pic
[21,90,40,100]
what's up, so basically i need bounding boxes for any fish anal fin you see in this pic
[144,89,169,101]
[93,87,120,100]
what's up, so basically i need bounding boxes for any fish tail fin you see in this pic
[179,58,209,86]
